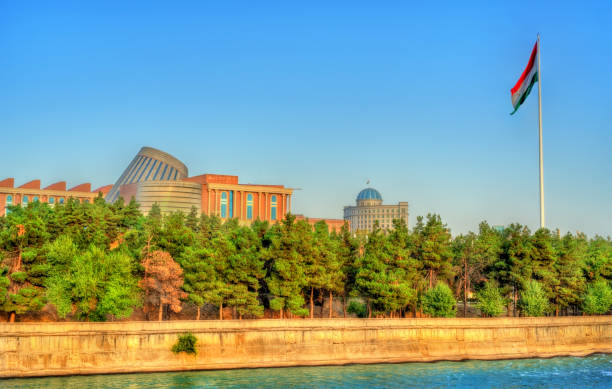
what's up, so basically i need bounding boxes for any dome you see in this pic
[356,188,382,202]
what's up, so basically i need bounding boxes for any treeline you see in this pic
[0,195,610,322]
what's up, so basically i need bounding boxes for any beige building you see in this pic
[343,188,408,233]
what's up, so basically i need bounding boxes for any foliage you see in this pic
[0,196,610,322]
[476,282,505,317]
[518,280,549,317]
[171,333,198,355]
[141,250,186,321]
[347,301,367,318]
[421,283,456,318]
[581,281,612,315]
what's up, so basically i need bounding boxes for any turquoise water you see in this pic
[2,354,611,388]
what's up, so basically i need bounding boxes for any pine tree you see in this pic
[265,215,308,318]
[141,250,186,321]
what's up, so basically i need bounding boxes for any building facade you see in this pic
[107,147,293,224]
[294,214,348,233]
[343,187,408,233]
[0,178,111,217]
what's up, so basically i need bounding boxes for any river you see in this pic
[1,354,611,388]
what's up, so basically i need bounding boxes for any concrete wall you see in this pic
[1,316,611,378]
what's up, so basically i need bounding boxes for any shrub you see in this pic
[171,333,198,355]
[422,283,456,318]
[582,281,612,315]
[518,280,549,317]
[347,301,367,318]
[476,282,505,317]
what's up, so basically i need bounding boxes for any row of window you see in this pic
[4,195,90,208]
[346,208,407,216]
[219,192,278,221]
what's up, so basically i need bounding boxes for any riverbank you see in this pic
[1,316,611,378]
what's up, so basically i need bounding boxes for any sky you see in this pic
[1,1,611,237]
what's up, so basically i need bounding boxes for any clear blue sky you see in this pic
[2,1,611,236]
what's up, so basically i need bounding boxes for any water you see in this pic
[2,354,611,388]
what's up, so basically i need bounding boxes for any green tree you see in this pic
[518,279,549,317]
[492,224,533,316]
[421,283,456,318]
[412,214,454,289]
[552,234,586,315]
[265,215,309,318]
[46,239,141,321]
[581,281,612,315]
[475,282,505,317]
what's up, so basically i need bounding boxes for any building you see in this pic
[343,187,408,233]
[0,178,111,216]
[294,214,348,233]
[106,147,294,223]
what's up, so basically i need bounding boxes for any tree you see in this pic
[0,204,50,321]
[421,283,456,318]
[412,214,454,289]
[518,279,549,317]
[475,282,505,317]
[180,245,225,320]
[492,224,533,316]
[141,250,186,321]
[46,239,141,321]
[223,221,265,319]
[581,281,612,315]
[552,234,586,315]
[335,222,359,317]
[265,215,308,318]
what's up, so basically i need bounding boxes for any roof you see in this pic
[356,188,382,201]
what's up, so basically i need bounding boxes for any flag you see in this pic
[510,41,538,115]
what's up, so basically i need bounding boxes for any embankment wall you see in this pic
[1,316,611,378]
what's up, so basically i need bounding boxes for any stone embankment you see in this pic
[1,316,611,378]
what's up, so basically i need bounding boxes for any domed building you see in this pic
[343,187,408,232]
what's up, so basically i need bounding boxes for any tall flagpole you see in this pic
[537,34,545,229]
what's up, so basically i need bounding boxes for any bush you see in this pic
[171,333,198,355]
[422,283,456,318]
[518,280,549,317]
[476,282,505,317]
[582,281,612,315]
[347,301,367,318]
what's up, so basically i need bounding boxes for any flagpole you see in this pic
[537,34,545,229]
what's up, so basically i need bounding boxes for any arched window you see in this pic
[22,195,29,207]
[84,199,90,204]
[270,195,277,221]
[246,194,253,220]
[220,192,228,218]
[59,198,65,204]
[33,196,39,202]
[48,197,55,205]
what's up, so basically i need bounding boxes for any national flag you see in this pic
[510,42,539,115]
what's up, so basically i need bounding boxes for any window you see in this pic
[59,198,65,204]
[22,195,29,207]
[270,195,277,221]
[33,196,39,202]
[220,192,228,218]
[246,194,253,220]
[5,195,12,214]
[84,199,90,204]
[49,197,55,205]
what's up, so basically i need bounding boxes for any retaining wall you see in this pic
[1,316,611,378]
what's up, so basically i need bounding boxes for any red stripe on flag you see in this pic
[511,42,538,96]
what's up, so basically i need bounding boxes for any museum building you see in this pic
[104,147,294,224]
[343,188,408,233]
[0,178,111,217]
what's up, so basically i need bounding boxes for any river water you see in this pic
[2,354,611,388]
